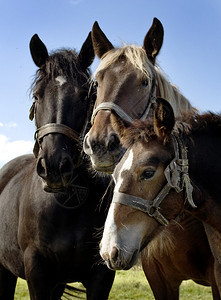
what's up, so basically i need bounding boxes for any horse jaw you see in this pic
[100,204,143,270]
[87,154,119,174]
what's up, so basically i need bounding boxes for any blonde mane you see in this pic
[93,45,194,117]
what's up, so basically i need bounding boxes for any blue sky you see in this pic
[0,0,221,167]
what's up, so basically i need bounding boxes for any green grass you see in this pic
[14,268,213,299]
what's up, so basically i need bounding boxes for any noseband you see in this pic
[90,80,157,125]
[32,121,89,208]
[33,123,80,158]
[112,134,196,227]
[29,75,95,208]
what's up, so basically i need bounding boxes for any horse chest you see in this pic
[20,199,95,255]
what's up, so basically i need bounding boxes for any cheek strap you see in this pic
[112,188,171,226]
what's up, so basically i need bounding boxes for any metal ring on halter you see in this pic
[113,188,171,226]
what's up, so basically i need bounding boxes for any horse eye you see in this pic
[33,95,39,102]
[38,138,43,145]
[140,170,155,180]
[141,80,149,87]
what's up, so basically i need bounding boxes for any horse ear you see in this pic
[92,21,114,58]
[154,98,175,139]
[143,18,164,64]
[29,102,35,121]
[110,114,130,140]
[30,34,49,67]
[78,32,95,70]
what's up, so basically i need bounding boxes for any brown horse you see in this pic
[83,18,195,174]
[83,19,219,299]
[99,98,221,298]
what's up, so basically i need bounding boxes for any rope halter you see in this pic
[112,134,196,226]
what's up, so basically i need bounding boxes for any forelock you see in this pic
[93,45,155,83]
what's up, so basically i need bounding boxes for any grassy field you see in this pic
[15,268,213,299]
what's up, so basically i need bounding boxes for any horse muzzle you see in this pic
[83,132,123,174]
[37,153,74,193]
[100,245,139,271]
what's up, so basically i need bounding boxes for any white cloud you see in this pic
[0,122,17,128]
[5,122,17,128]
[0,134,34,168]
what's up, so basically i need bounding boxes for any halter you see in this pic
[112,134,196,226]
[30,119,91,209]
[33,123,80,158]
[90,79,157,125]
[31,90,96,158]
[30,96,91,207]
[29,63,95,207]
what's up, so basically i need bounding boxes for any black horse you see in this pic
[0,33,115,299]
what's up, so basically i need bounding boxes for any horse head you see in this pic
[83,18,164,174]
[100,98,189,270]
[29,33,94,192]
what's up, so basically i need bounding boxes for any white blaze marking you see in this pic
[100,203,117,258]
[103,204,116,236]
[101,149,136,260]
[55,76,67,86]
[114,149,134,192]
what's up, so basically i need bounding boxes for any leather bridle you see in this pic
[112,134,196,226]
[29,91,95,207]
[90,78,157,125]
[33,123,80,158]
[30,89,96,158]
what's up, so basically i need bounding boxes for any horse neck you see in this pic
[141,211,204,262]
[141,226,175,261]
[155,70,193,117]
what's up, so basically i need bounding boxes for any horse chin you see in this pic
[92,163,115,174]
[88,149,125,174]
[105,249,139,271]
[90,156,121,174]
[122,249,139,270]
[42,181,67,193]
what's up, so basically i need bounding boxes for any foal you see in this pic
[100,98,221,298]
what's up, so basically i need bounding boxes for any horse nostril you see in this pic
[37,158,47,179]
[107,133,120,152]
[83,134,93,155]
[110,246,119,262]
[59,157,73,181]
